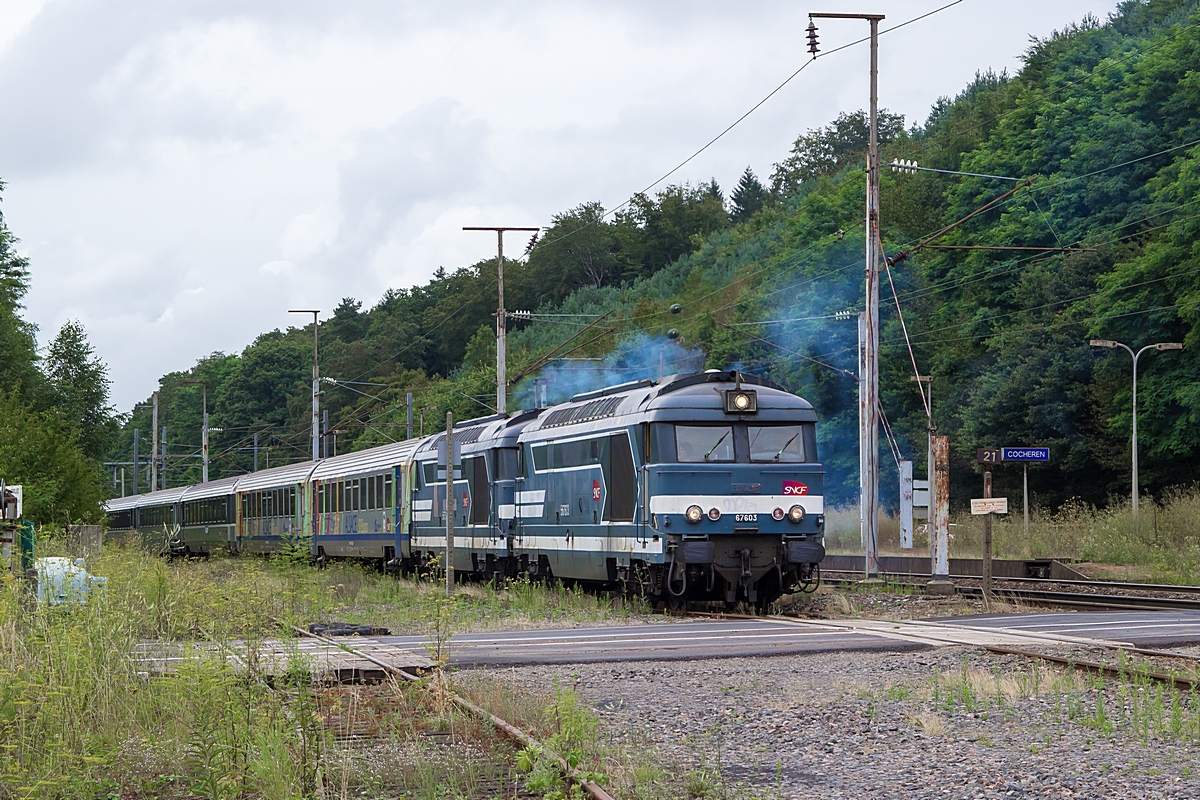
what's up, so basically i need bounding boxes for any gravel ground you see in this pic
[496,646,1200,799]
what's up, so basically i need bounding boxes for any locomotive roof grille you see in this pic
[570,379,654,403]
[543,395,623,428]
[424,425,486,451]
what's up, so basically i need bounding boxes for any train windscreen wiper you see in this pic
[773,432,801,462]
[704,430,731,461]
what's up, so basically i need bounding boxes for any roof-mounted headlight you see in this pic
[724,389,757,413]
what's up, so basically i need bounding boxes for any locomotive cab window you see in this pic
[675,425,734,463]
[748,425,806,463]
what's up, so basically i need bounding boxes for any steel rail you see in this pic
[278,619,616,800]
[986,646,1200,691]
[960,586,1200,612]
[820,568,1200,595]
[820,574,1200,610]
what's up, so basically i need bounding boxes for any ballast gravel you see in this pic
[498,646,1200,799]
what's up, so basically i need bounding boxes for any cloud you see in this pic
[0,0,1122,407]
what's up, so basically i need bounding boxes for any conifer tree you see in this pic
[44,320,119,461]
[729,167,767,223]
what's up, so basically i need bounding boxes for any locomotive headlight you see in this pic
[707,507,721,521]
[723,389,758,413]
[685,505,703,524]
[771,507,785,521]
[787,504,805,524]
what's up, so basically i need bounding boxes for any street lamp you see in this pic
[289,310,321,461]
[1089,339,1183,524]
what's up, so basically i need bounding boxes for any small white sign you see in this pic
[970,497,1009,515]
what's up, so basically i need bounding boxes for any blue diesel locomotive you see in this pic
[105,370,826,606]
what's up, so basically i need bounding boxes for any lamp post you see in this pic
[1089,339,1183,524]
[290,310,321,461]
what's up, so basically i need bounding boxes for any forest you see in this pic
[2,0,1198,522]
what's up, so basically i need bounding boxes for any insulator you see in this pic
[806,20,819,55]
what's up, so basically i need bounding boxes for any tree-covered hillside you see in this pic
[115,0,1200,512]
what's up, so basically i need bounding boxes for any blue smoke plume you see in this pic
[513,333,706,407]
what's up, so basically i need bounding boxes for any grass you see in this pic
[825,485,1200,585]
[0,537,663,799]
[901,652,1200,748]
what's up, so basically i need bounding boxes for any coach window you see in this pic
[675,425,734,463]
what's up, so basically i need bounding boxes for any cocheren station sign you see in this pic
[972,446,1050,535]
[1001,447,1050,462]
[976,447,1050,464]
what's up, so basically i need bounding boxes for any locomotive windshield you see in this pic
[659,422,814,464]
[748,425,805,462]
[676,425,735,462]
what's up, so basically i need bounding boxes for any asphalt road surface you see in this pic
[937,609,1200,648]
[376,619,923,666]
[370,610,1200,667]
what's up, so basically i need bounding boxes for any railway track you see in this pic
[821,570,1200,611]
[286,621,617,800]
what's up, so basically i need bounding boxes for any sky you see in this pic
[0,0,1122,409]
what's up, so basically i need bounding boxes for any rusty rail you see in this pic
[985,645,1200,691]
[279,620,616,800]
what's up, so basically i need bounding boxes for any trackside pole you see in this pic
[858,312,868,560]
[899,460,913,549]
[1023,463,1029,537]
[928,435,952,594]
[446,411,455,598]
[982,469,993,600]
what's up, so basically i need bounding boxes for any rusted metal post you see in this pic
[928,435,952,594]
[982,469,993,599]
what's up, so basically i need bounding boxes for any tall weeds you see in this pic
[0,542,583,798]
[826,486,1200,584]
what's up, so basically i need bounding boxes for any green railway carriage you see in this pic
[179,475,239,554]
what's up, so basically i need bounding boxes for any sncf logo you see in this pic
[782,481,809,496]
[592,480,602,501]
